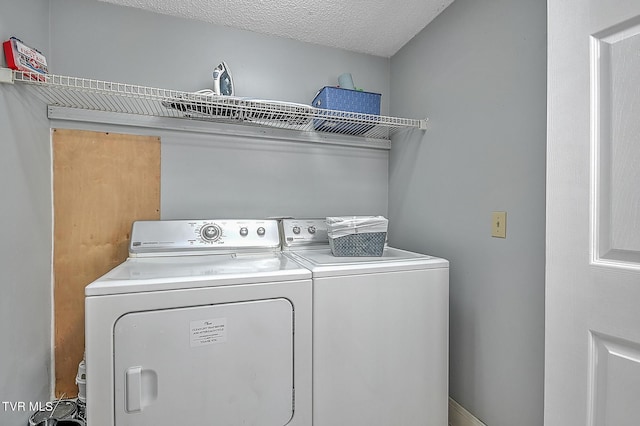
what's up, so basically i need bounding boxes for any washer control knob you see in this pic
[201,224,221,241]
[239,227,249,237]
[292,226,301,234]
[257,227,266,236]
[308,226,316,234]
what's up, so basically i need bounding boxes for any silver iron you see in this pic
[212,61,234,96]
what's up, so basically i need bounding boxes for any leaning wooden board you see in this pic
[53,129,160,397]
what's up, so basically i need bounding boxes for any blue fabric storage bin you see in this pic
[312,86,381,135]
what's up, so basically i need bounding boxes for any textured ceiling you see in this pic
[98,0,455,57]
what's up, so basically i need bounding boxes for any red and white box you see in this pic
[3,37,48,80]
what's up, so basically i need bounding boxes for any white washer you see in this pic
[281,219,449,426]
[85,219,312,426]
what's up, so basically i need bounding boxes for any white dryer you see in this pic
[281,219,449,426]
[84,219,312,426]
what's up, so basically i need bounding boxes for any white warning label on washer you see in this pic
[190,318,227,347]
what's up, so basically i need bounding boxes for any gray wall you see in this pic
[0,1,53,425]
[49,0,390,219]
[48,120,390,219]
[389,1,546,425]
[49,0,390,112]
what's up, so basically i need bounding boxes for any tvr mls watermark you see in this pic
[2,401,54,412]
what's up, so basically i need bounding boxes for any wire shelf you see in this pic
[4,70,427,140]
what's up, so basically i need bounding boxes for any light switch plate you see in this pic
[492,211,507,238]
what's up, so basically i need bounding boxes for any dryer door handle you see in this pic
[126,366,143,413]
[125,366,158,413]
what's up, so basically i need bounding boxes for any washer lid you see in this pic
[287,246,449,277]
[85,252,311,296]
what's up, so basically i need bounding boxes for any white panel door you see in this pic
[546,1,640,425]
[113,298,294,426]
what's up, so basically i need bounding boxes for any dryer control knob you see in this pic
[201,224,221,241]
[257,227,266,236]
[308,226,316,234]
[239,227,249,237]
[292,226,301,234]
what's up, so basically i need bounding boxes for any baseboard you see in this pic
[449,397,486,426]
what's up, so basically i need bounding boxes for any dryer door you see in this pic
[113,298,294,426]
